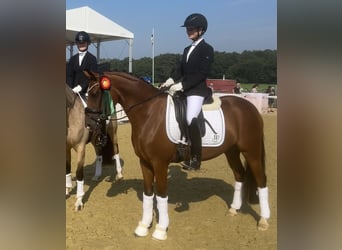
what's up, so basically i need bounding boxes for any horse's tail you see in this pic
[244,136,266,204]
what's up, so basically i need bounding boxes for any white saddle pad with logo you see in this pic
[165,95,225,147]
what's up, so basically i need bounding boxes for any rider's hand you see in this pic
[160,77,174,88]
[168,82,183,95]
[72,85,82,93]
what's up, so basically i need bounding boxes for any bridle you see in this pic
[84,82,102,115]
[84,81,108,147]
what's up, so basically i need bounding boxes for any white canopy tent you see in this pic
[66,6,134,72]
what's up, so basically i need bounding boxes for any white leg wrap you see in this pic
[76,180,85,198]
[134,193,154,237]
[230,181,243,210]
[142,193,154,225]
[66,173,73,188]
[94,155,102,177]
[152,195,169,240]
[113,154,122,173]
[156,195,169,229]
[258,187,270,219]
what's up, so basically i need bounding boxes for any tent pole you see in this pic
[128,38,133,73]
[69,44,74,57]
[96,41,100,60]
[151,28,155,85]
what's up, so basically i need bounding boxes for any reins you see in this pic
[109,89,166,121]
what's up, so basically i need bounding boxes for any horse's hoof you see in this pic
[116,174,123,181]
[229,207,238,216]
[152,224,167,240]
[104,176,112,182]
[75,204,84,211]
[257,217,269,231]
[75,198,84,211]
[134,221,150,237]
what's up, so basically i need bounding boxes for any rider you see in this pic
[66,31,113,148]
[160,13,214,170]
[66,31,115,120]
[66,31,98,97]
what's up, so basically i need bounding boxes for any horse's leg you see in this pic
[92,144,103,181]
[225,145,246,216]
[109,119,123,180]
[152,162,169,241]
[134,159,155,238]
[66,147,73,196]
[241,140,270,231]
[74,144,86,211]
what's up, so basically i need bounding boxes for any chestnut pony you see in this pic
[66,71,123,211]
[90,71,270,240]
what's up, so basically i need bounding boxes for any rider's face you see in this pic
[186,27,202,41]
[77,41,89,52]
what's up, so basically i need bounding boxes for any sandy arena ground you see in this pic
[66,112,277,250]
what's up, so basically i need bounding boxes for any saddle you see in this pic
[172,92,214,143]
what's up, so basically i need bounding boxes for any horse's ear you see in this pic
[83,70,98,81]
[83,70,91,79]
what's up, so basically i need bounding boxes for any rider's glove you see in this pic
[168,82,183,95]
[72,85,82,93]
[160,77,174,88]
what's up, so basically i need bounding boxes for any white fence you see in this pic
[115,103,129,123]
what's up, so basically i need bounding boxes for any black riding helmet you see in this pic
[181,13,208,33]
[75,31,91,43]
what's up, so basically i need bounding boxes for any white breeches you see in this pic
[186,95,204,125]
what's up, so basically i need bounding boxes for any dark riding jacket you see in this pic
[66,51,98,95]
[171,39,214,98]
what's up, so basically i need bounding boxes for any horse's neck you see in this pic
[66,86,75,107]
[113,76,157,113]
[68,96,85,118]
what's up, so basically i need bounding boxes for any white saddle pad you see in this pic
[165,95,225,147]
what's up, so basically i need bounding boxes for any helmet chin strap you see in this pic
[192,29,203,41]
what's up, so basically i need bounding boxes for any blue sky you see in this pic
[66,0,277,59]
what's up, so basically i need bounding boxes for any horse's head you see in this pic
[82,70,112,136]
[83,70,111,113]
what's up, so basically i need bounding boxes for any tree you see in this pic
[103,50,277,84]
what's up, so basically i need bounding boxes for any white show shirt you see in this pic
[186,37,203,62]
[78,51,86,66]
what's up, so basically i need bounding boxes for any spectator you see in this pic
[251,84,259,93]
[233,82,242,94]
[265,86,276,112]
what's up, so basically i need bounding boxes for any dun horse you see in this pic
[66,71,123,211]
[92,71,270,240]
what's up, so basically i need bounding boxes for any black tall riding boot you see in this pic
[182,118,202,171]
